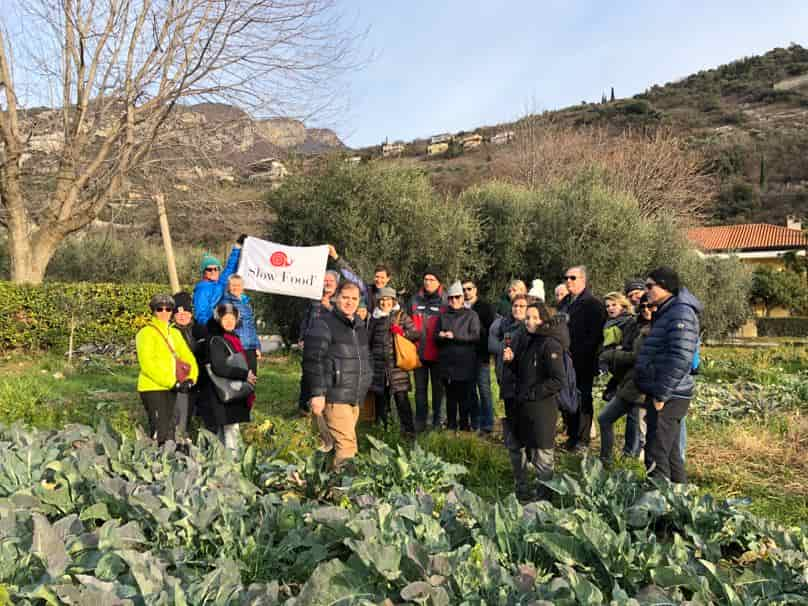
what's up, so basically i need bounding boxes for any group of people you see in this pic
[134,235,703,499]
[135,236,261,452]
[298,248,702,498]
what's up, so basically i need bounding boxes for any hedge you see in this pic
[0,281,171,351]
[756,317,808,337]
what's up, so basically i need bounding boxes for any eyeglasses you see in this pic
[512,303,527,308]
[564,275,577,281]
[645,281,657,290]
[204,267,220,273]
[154,306,174,312]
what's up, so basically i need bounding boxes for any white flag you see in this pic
[238,237,328,300]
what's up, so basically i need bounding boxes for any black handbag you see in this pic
[205,336,254,404]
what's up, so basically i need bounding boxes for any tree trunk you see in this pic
[154,193,180,292]
[8,226,62,284]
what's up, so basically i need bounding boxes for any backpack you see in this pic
[540,338,580,415]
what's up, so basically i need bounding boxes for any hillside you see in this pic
[357,44,808,225]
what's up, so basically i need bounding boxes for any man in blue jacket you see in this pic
[635,266,702,484]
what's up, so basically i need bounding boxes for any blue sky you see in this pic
[339,1,808,147]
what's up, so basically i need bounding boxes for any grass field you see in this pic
[0,344,806,527]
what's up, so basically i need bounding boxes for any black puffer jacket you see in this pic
[303,308,372,405]
[368,309,419,394]
[198,319,251,428]
[511,317,570,449]
[489,315,526,401]
[436,307,480,382]
[599,318,649,405]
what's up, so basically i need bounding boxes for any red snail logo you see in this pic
[269,251,294,267]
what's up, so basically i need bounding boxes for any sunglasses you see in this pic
[639,304,657,310]
[448,295,463,300]
[154,306,174,312]
[564,275,577,281]
[204,267,220,273]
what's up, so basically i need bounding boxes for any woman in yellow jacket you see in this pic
[136,293,199,444]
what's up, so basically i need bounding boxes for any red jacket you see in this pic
[408,287,446,363]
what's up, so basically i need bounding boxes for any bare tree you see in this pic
[0,0,360,283]
[500,113,714,221]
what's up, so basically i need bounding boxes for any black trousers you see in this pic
[443,380,474,430]
[646,397,689,483]
[140,390,176,445]
[245,349,258,374]
[378,387,415,434]
[567,373,594,447]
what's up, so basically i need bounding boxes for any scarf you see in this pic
[223,332,255,409]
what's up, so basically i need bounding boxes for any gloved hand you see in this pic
[390,324,404,336]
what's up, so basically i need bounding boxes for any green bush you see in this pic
[263,161,484,340]
[0,281,166,351]
[757,317,808,337]
[461,174,751,337]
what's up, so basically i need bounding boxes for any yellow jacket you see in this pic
[136,318,199,392]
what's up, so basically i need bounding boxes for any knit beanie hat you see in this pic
[446,281,463,297]
[527,278,546,301]
[149,293,175,311]
[647,266,681,295]
[423,268,441,283]
[172,291,193,312]
[199,253,222,276]
[624,278,645,296]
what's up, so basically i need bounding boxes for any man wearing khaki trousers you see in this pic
[303,281,372,469]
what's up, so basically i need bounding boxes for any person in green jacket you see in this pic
[136,293,199,444]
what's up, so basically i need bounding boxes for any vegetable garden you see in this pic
[0,344,805,605]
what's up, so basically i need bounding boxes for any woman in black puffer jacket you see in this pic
[504,302,569,501]
[436,282,481,431]
[368,287,419,434]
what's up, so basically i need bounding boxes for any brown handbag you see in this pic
[151,326,192,383]
[393,311,421,371]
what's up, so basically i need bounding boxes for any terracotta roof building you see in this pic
[686,217,806,267]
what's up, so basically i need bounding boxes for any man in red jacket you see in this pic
[409,270,447,432]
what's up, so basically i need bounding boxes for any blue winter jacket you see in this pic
[193,247,241,324]
[220,292,261,352]
[635,288,703,403]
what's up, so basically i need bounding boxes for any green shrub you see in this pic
[0,282,166,351]
[263,161,484,340]
[757,317,808,337]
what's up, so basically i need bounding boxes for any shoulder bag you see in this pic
[151,326,191,384]
[205,336,255,404]
[393,311,421,371]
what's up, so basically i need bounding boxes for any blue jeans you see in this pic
[469,362,494,431]
[624,405,645,456]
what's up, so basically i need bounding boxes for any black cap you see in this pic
[624,278,645,296]
[173,291,193,312]
[423,268,441,283]
[648,266,681,295]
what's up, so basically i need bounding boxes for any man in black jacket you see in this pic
[462,279,496,432]
[303,281,372,468]
[557,265,607,451]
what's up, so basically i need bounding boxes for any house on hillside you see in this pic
[245,157,288,183]
[686,217,806,268]
[490,130,515,145]
[459,133,483,150]
[382,142,405,157]
[430,133,452,145]
[427,142,449,156]
[687,217,807,323]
